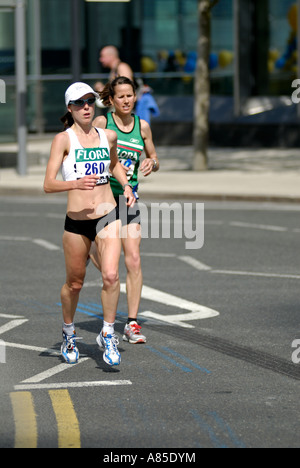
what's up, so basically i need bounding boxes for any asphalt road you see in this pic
[1,195,300,449]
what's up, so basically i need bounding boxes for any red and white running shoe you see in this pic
[123,321,146,344]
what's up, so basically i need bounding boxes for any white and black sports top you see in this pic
[62,127,111,186]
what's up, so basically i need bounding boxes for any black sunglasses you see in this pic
[69,97,96,107]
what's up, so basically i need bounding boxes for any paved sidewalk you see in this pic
[1,135,300,202]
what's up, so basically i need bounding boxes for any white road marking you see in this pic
[140,285,212,312]
[14,380,133,391]
[211,270,300,280]
[0,236,61,251]
[178,256,212,271]
[84,280,102,288]
[0,313,25,319]
[140,253,177,258]
[32,239,61,251]
[0,320,28,336]
[21,358,90,384]
[83,283,221,328]
[140,310,218,328]
[230,221,287,232]
[84,282,220,327]
[138,285,219,328]
[4,341,60,355]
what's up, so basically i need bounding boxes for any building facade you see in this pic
[0,0,298,145]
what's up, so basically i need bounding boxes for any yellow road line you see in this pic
[10,392,38,448]
[49,389,81,448]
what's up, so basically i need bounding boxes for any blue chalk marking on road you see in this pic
[161,346,211,374]
[145,345,193,373]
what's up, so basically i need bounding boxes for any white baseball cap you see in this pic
[65,82,99,107]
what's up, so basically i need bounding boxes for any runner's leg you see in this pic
[95,219,122,324]
[122,223,142,320]
[61,231,91,325]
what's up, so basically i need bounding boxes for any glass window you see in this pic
[0,10,14,76]
[40,0,72,74]
[142,0,234,96]
[85,1,130,74]
[143,0,178,53]
[0,9,15,140]
[211,0,234,95]
[269,0,298,95]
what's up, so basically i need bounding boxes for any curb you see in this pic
[139,192,300,204]
[1,186,300,204]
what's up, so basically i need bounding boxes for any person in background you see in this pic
[95,45,134,94]
[94,45,134,111]
[91,76,159,345]
[96,46,160,125]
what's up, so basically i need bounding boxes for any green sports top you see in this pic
[106,112,145,196]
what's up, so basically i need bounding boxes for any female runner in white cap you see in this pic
[44,82,135,367]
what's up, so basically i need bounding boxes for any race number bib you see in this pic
[75,148,111,185]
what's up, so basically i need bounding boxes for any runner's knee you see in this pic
[125,251,141,273]
[102,269,119,288]
[67,280,84,295]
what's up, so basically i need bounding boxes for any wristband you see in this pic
[122,183,133,190]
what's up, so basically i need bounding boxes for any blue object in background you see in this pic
[135,91,160,125]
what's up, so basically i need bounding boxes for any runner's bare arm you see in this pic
[140,119,159,176]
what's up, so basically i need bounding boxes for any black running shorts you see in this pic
[64,206,119,241]
[114,195,141,226]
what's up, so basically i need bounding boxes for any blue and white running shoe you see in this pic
[61,331,80,364]
[96,331,121,366]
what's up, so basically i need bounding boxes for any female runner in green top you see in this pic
[92,76,159,344]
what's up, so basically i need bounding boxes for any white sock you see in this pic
[63,322,75,336]
[102,321,115,336]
